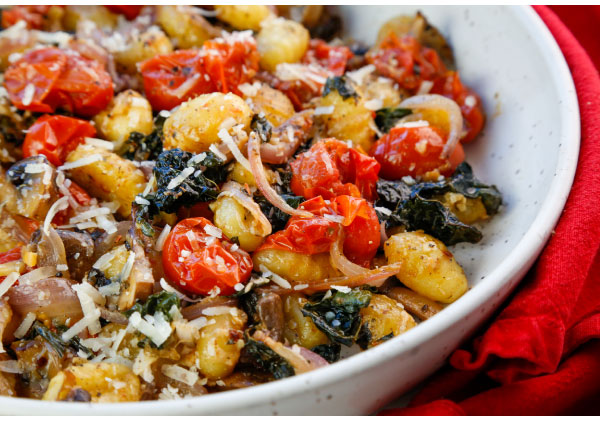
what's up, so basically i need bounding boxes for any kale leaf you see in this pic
[26,322,92,359]
[125,291,180,322]
[136,148,227,227]
[311,343,341,363]
[356,324,394,350]
[242,337,295,379]
[301,289,372,347]
[121,114,166,161]
[323,76,358,100]
[255,193,304,232]
[374,107,412,133]
[375,162,502,245]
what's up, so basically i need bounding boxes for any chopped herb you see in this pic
[374,107,412,133]
[242,336,295,379]
[125,291,180,322]
[251,114,272,143]
[302,289,372,346]
[323,76,358,100]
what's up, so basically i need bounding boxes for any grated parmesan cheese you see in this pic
[313,105,335,116]
[155,224,172,251]
[14,312,36,339]
[128,311,172,347]
[259,265,292,289]
[161,364,199,387]
[331,285,352,293]
[364,98,383,111]
[119,251,136,282]
[85,137,114,150]
[167,167,194,190]
[201,306,235,316]
[218,128,252,172]
[61,308,102,341]
[203,224,222,239]
[43,196,69,234]
[293,284,308,291]
[21,84,35,107]
[209,144,227,162]
[58,153,103,171]
[374,206,392,216]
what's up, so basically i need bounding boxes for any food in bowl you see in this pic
[0,5,501,402]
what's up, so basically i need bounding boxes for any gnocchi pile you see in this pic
[0,5,501,402]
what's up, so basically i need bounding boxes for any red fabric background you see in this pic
[382,6,600,416]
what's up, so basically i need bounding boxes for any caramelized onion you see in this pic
[399,94,463,158]
[329,230,368,277]
[6,277,83,319]
[247,132,312,218]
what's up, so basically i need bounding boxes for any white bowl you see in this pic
[0,5,579,415]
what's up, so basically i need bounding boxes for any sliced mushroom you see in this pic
[4,156,59,221]
[56,230,95,281]
[386,286,444,320]
[255,292,285,342]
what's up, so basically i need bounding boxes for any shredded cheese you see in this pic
[14,312,36,339]
[43,196,69,234]
[0,272,19,298]
[167,167,194,190]
[58,153,103,171]
[161,365,199,387]
[313,105,335,116]
[155,224,172,251]
[209,144,227,162]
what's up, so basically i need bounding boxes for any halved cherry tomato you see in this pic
[162,217,253,296]
[0,247,22,264]
[290,138,381,201]
[1,5,53,29]
[257,195,380,266]
[370,125,464,179]
[302,39,353,76]
[4,47,113,117]
[431,71,485,143]
[366,32,446,93]
[202,37,260,96]
[140,37,259,111]
[104,5,143,20]
[23,115,96,166]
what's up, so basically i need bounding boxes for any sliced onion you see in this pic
[329,230,368,277]
[260,111,313,165]
[6,277,83,319]
[220,181,272,236]
[287,262,403,295]
[253,330,326,374]
[181,297,238,321]
[247,132,312,218]
[399,94,463,159]
[35,228,68,270]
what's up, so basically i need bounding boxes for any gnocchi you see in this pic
[256,17,310,72]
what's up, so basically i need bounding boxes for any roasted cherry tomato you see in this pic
[302,39,353,76]
[370,125,464,179]
[66,180,92,206]
[1,5,53,29]
[431,71,485,143]
[0,247,21,264]
[4,47,113,117]
[202,36,260,96]
[290,138,381,201]
[23,115,96,166]
[104,5,143,20]
[139,50,210,111]
[366,32,446,92]
[140,37,259,111]
[162,217,253,296]
[258,195,380,266]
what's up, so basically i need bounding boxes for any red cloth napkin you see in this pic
[382,6,600,416]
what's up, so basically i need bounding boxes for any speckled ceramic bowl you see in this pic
[0,5,579,415]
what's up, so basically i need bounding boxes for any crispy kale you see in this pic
[374,107,413,133]
[26,322,92,359]
[121,114,166,161]
[255,193,303,232]
[375,162,502,245]
[135,148,228,234]
[302,289,372,347]
[311,343,341,363]
[356,324,394,350]
[242,336,295,379]
[125,291,180,322]
[323,75,358,100]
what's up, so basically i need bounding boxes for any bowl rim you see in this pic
[0,5,581,415]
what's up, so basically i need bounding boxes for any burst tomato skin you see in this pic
[103,5,143,20]
[0,247,21,264]
[3,47,113,117]
[22,115,96,167]
[302,39,353,76]
[140,37,259,111]
[257,195,380,266]
[162,217,253,296]
[1,5,53,29]
[370,126,464,179]
[290,138,381,201]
